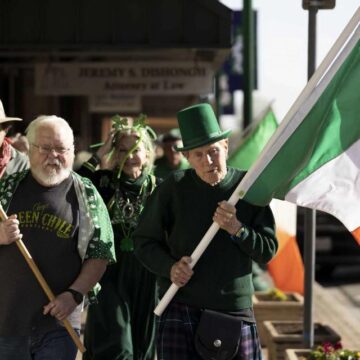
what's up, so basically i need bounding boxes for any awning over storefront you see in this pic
[0,0,231,66]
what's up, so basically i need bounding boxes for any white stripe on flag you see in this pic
[270,199,297,236]
[285,138,360,231]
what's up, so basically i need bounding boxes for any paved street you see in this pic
[319,264,360,306]
[342,282,360,307]
[315,265,360,349]
[313,282,360,349]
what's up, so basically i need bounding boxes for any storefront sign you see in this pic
[89,95,141,113]
[35,62,213,96]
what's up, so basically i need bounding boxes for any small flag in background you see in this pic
[228,108,278,170]
[242,33,360,245]
[268,200,304,294]
[228,107,304,294]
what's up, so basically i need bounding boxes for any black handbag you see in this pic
[194,309,242,360]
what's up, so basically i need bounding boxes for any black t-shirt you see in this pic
[0,173,80,336]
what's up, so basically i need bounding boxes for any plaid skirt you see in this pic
[156,301,262,360]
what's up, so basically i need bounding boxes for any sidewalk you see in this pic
[260,282,360,359]
[76,281,360,359]
[312,282,360,349]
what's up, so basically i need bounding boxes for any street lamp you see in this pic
[302,0,335,10]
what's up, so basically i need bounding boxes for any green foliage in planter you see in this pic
[267,288,289,301]
[299,342,360,360]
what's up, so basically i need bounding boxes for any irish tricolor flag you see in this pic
[241,21,360,245]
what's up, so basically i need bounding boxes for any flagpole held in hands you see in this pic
[154,222,221,316]
[154,193,240,316]
[0,205,86,354]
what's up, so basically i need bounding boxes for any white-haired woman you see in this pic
[78,115,159,360]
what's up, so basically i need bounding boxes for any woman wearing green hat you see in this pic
[134,103,278,359]
[78,115,159,360]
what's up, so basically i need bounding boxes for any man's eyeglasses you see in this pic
[31,143,72,155]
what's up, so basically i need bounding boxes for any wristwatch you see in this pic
[234,226,245,238]
[65,288,84,305]
[92,153,101,165]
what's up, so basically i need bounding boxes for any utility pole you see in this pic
[302,0,336,348]
[243,0,254,129]
[303,4,317,347]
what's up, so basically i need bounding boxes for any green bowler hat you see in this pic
[175,103,231,151]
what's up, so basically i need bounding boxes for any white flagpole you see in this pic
[154,7,360,317]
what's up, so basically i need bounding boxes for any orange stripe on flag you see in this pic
[352,227,360,245]
[268,229,304,294]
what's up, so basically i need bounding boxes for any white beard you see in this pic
[32,159,72,186]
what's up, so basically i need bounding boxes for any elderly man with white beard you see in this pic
[0,115,115,360]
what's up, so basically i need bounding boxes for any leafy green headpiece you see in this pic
[111,113,146,134]
[104,113,156,178]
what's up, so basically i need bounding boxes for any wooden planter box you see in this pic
[253,291,304,345]
[263,320,341,360]
[285,349,311,360]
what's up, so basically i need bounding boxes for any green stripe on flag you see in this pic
[228,110,278,170]
[244,40,360,206]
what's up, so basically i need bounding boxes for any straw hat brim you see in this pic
[0,117,22,124]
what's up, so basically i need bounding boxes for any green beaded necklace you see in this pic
[108,174,155,251]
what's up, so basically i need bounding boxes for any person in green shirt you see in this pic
[154,128,189,179]
[134,103,278,360]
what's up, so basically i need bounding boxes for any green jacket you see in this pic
[134,167,278,311]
